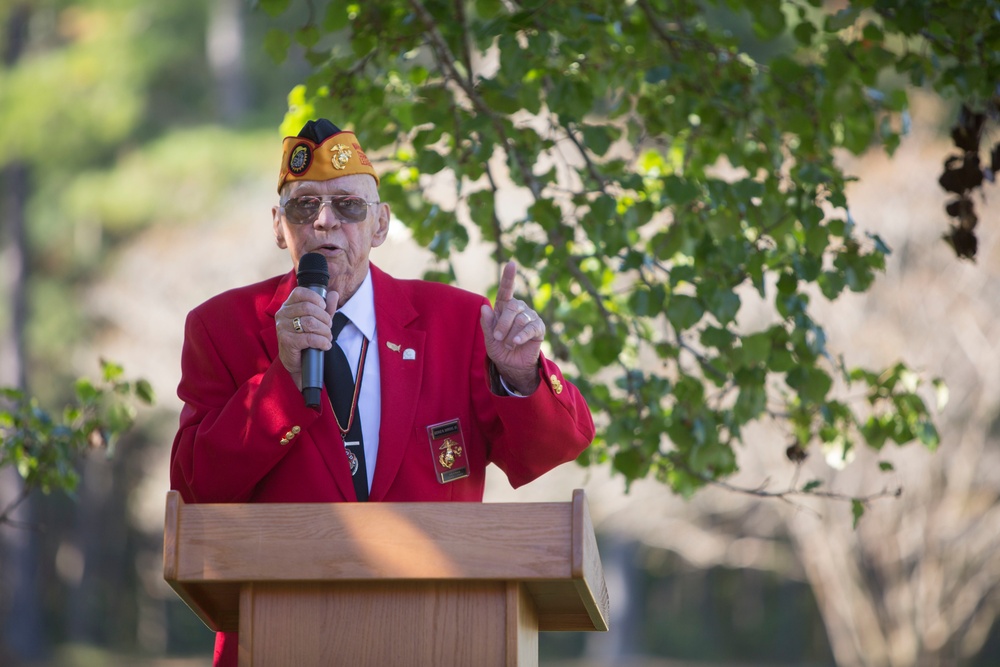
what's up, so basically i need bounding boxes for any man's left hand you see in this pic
[479,261,545,395]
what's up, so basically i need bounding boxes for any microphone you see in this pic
[296,253,329,409]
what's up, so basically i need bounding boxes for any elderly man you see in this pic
[169,119,594,665]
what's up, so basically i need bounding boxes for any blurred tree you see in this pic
[207,0,249,122]
[0,0,277,660]
[1,3,48,660]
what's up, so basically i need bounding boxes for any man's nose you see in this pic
[314,201,341,228]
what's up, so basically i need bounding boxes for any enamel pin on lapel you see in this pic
[403,348,416,360]
[386,341,401,353]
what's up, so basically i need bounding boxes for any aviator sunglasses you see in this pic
[280,194,379,225]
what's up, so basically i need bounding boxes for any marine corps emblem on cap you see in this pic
[330,144,353,170]
[277,126,379,192]
[288,143,312,175]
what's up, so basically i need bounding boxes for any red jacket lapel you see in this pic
[369,265,425,501]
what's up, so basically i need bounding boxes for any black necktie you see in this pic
[325,312,368,502]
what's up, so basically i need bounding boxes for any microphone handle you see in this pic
[301,284,328,409]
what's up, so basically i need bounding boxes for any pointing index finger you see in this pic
[494,261,517,311]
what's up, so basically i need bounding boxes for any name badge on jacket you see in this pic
[426,419,470,484]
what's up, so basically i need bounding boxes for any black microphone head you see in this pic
[297,252,329,288]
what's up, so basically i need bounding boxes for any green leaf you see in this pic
[740,332,772,367]
[802,480,823,492]
[612,448,644,481]
[665,294,704,330]
[75,379,100,402]
[629,284,666,317]
[295,25,321,49]
[467,189,496,237]
[826,6,861,32]
[793,21,817,46]
[528,199,561,229]
[581,124,614,157]
[416,148,446,175]
[645,66,672,84]
[102,360,125,383]
[264,29,292,64]
[703,287,740,325]
[475,0,504,16]
[750,1,787,40]
[786,367,832,403]
[260,0,291,18]
[135,379,155,405]
[323,3,350,31]
[592,332,622,366]
[733,386,766,423]
[422,268,455,284]
[851,499,865,528]
[662,176,701,207]
[917,420,940,450]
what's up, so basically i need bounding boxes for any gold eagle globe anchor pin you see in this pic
[329,143,353,170]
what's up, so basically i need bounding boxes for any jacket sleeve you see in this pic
[169,306,323,503]
[469,298,595,488]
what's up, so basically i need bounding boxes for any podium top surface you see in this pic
[163,489,609,633]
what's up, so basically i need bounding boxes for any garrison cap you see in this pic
[278,119,379,192]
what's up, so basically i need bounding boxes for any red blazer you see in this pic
[171,263,593,505]
[171,265,594,666]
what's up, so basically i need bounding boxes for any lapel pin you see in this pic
[386,341,401,353]
[403,348,416,360]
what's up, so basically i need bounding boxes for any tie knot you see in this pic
[331,312,350,339]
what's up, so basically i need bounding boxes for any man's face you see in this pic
[273,174,389,302]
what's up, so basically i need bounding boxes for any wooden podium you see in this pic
[163,489,609,666]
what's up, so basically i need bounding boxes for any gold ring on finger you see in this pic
[292,316,303,333]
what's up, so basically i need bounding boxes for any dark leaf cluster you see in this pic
[940,104,1000,260]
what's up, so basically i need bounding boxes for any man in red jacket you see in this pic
[169,119,594,665]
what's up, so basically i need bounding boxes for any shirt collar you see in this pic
[337,267,376,341]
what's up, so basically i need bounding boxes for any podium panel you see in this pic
[164,490,607,666]
[240,581,535,666]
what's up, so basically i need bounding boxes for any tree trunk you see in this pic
[0,4,45,663]
[207,0,247,122]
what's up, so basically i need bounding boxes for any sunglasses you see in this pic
[280,194,379,225]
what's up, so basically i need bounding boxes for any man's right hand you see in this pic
[275,287,339,389]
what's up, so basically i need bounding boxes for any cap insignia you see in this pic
[288,143,312,175]
[330,144,353,170]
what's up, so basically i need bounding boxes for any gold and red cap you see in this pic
[277,122,379,193]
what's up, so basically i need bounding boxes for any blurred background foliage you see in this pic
[2,0,1000,666]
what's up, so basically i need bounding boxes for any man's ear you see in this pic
[272,206,288,249]
[370,202,391,249]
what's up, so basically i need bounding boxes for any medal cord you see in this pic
[333,336,368,437]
